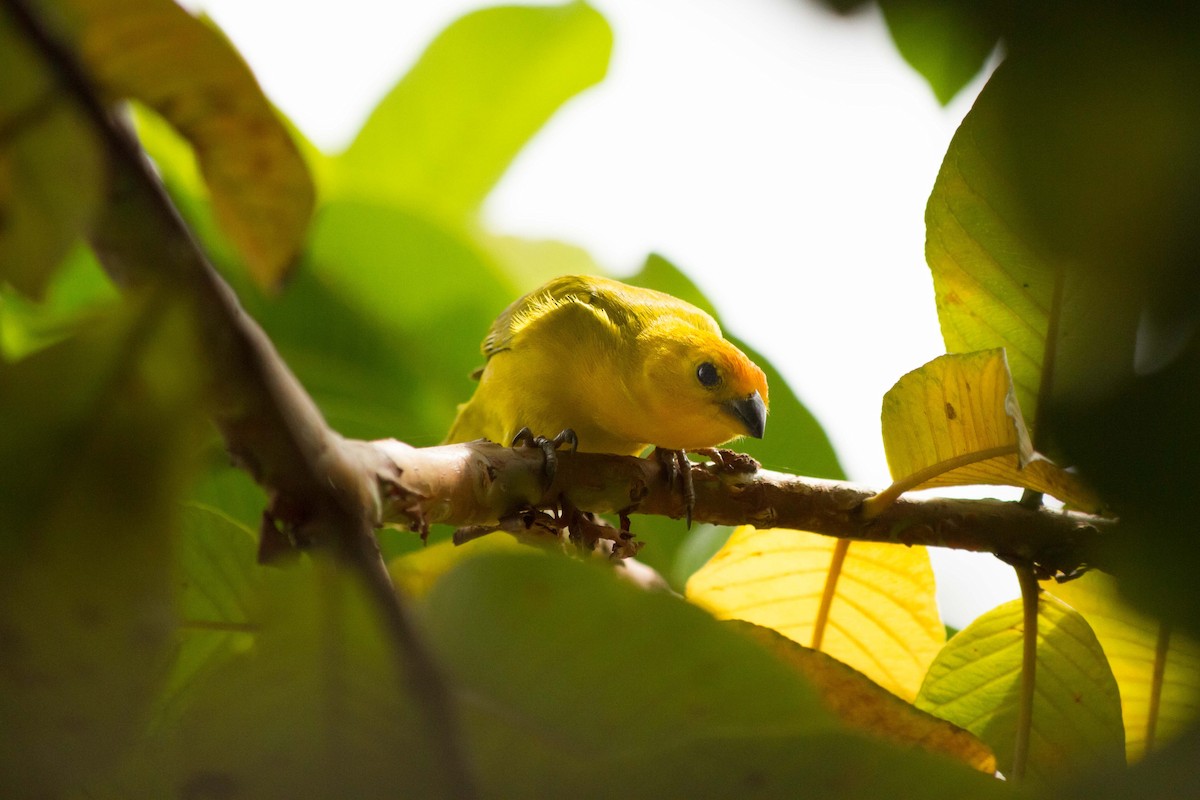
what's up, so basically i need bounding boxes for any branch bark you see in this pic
[369,439,1116,579]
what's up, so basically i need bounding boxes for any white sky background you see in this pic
[185,0,1018,627]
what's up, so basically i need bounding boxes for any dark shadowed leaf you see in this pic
[0,295,205,795]
[143,557,440,798]
[422,552,1005,797]
[1044,571,1200,762]
[0,8,105,298]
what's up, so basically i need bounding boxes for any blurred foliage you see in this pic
[3,0,1200,796]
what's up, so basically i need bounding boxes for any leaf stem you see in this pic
[1012,563,1040,784]
[1146,619,1172,754]
[812,539,850,651]
[860,444,1018,520]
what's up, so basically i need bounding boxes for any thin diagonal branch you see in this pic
[3,2,476,796]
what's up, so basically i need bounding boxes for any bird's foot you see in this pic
[560,495,643,560]
[453,506,563,549]
[692,447,760,475]
[654,448,696,528]
[511,426,578,485]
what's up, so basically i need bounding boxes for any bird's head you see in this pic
[637,322,769,451]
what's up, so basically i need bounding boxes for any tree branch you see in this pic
[370,439,1116,578]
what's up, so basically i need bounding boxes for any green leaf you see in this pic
[877,349,1101,511]
[61,0,315,288]
[422,552,1004,797]
[0,8,105,298]
[265,200,513,442]
[151,502,260,730]
[916,594,1125,789]
[924,73,1058,434]
[143,557,441,797]
[878,0,999,105]
[336,2,612,221]
[0,244,117,360]
[0,295,205,795]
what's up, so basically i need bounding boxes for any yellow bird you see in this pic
[445,275,768,457]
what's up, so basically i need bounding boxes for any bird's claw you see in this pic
[693,447,760,475]
[655,448,696,528]
[511,426,578,485]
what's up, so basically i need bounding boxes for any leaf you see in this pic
[389,534,528,598]
[0,245,117,360]
[687,526,944,701]
[277,200,513,442]
[336,2,612,221]
[61,0,314,287]
[916,594,1126,790]
[150,502,260,730]
[733,621,996,773]
[1044,571,1200,762]
[924,59,1147,450]
[422,552,1005,797]
[877,349,1101,511]
[878,0,999,105]
[0,9,105,298]
[925,70,1056,432]
[0,296,205,796]
[144,557,442,798]
[480,232,606,290]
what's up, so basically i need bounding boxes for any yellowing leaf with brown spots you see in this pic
[1045,571,1200,761]
[878,349,1101,511]
[732,620,996,773]
[64,0,314,288]
[687,526,944,701]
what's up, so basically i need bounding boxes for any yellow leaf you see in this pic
[733,621,996,773]
[65,0,314,288]
[1045,572,1200,761]
[875,349,1101,512]
[389,534,528,598]
[687,526,943,701]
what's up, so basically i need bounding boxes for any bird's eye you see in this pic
[696,362,721,388]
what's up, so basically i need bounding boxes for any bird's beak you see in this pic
[724,390,766,439]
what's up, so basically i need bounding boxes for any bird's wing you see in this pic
[480,275,637,360]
